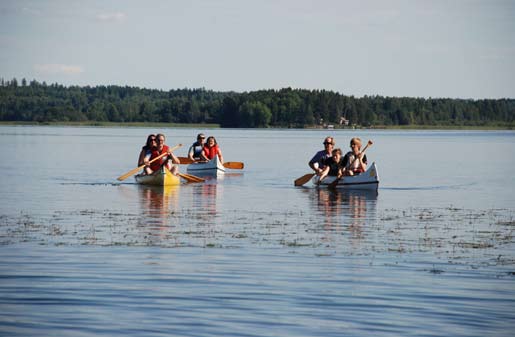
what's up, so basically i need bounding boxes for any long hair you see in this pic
[206,136,217,146]
[144,134,156,150]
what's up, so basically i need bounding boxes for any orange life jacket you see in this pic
[203,144,220,160]
[149,145,170,171]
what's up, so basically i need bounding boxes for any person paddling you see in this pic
[341,137,367,176]
[188,133,206,162]
[201,136,224,164]
[308,136,334,175]
[138,134,157,175]
[146,133,181,175]
[318,148,344,184]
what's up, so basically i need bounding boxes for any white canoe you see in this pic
[186,156,225,173]
[312,162,379,190]
[135,167,181,186]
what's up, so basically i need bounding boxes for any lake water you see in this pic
[0,126,514,336]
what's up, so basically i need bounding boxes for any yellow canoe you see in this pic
[135,167,181,186]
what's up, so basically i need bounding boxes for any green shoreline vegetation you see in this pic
[0,121,221,128]
[1,78,513,129]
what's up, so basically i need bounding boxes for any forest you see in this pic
[0,78,513,128]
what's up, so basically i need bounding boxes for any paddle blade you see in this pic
[294,173,315,186]
[223,161,244,170]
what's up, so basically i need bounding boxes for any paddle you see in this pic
[177,156,195,164]
[223,162,244,170]
[117,144,182,181]
[177,157,244,170]
[294,173,316,187]
[328,140,373,188]
[178,173,205,183]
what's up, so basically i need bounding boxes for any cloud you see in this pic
[96,12,127,23]
[34,64,84,75]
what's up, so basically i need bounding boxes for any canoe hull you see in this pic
[135,167,181,186]
[312,162,379,190]
[186,156,225,173]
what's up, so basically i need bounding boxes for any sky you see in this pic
[1,0,514,99]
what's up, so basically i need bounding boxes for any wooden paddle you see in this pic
[177,156,195,164]
[223,162,244,169]
[294,173,316,187]
[117,144,182,181]
[328,140,373,189]
[178,173,205,183]
[177,157,244,170]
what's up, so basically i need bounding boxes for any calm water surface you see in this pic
[0,126,514,336]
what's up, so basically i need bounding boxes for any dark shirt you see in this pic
[323,157,345,176]
[309,150,332,168]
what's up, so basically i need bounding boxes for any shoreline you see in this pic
[0,121,512,130]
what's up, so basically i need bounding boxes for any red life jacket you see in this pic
[149,145,170,171]
[203,144,220,160]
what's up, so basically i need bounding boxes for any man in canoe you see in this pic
[187,133,206,162]
[308,136,334,175]
[144,133,181,175]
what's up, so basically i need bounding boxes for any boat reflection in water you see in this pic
[137,184,180,244]
[190,180,222,218]
[308,188,378,246]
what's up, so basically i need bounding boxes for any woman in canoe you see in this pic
[147,133,181,175]
[341,137,367,176]
[201,136,224,164]
[138,134,156,175]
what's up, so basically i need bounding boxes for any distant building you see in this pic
[340,116,349,126]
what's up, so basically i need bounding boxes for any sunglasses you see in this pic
[323,142,333,145]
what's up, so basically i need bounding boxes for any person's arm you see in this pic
[358,153,367,171]
[187,145,196,161]
[137,149,146,166]
[143,152,151,166]
[318,165,330,182]
[200,148,209,161]
[168,148,180,164]
[308,152,323,175]
[217,148,224,164]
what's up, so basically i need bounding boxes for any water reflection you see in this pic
[306,188,378,244]
[192,181,221,217]
[137,185,180,228]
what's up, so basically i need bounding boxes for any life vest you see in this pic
[149,145,170,171]
[203,144,220,160]
[189,142,203,158]
[345,152,366,173]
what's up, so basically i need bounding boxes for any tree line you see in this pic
[1,78,513,128]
